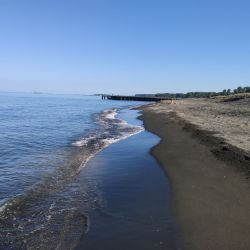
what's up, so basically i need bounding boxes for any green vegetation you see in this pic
[154,86,250,99]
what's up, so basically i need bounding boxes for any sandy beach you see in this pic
[139,97,250,250]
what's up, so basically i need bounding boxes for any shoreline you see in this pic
[76,108,181,249]
[139,102,250,250]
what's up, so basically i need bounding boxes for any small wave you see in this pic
[72,108,143,150]
[72,108,144,172]
[98,109,128,125]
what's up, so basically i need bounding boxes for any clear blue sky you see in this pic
[0,0,249,94]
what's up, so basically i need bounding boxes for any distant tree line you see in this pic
[153,86,250,99]
[231,86,250,94]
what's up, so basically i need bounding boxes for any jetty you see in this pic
[101,95,170,102]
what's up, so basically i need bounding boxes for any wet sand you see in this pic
[139,99,250,250]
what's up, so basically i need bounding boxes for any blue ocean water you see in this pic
[0,93,144,248]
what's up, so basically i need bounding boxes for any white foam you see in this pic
[72,135,97,147]
[0,202,8,213]
[101,138,120,145]
[116,119,128,126]
[46,215,52,221]
[72,138,89,147]
[105,109,129,126]
[0,198,17,217]
[105,112,117,119]
[104,109,117,119]
[101,127,144,147]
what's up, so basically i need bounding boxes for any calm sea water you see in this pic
[0,93,145,249]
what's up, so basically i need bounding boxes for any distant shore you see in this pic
[138,98,250,250]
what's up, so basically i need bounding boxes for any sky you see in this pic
[0,0,249,95]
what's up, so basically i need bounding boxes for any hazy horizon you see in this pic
[0,0,249,95]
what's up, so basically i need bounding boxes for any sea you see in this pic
[0,93,180,249]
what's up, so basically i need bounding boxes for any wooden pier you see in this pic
[101,95,170,102]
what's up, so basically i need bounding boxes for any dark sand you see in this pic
[140,105,250,250]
